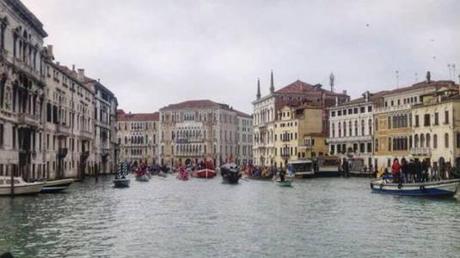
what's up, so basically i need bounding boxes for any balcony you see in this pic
[17,113,41,128]
[411,147,431,156]
[56,124,71,136]
[80,129,93,140]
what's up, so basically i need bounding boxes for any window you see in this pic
[388,116,391,129]
[445,111,449,124]
[414,115,419,127]
[434,112,439,125]
[368,106,372,112]
[388,137,392,151]
[433,134,437,149]
[0,124,3,147]
[360,107,365,113]
[445,133,449,148]
[423,114,430,127]
[457,133,460,148]
[331,111,335,117]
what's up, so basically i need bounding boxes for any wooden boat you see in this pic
[221,163,241,184]
[370,179,460,197]
[0,176,44,196]
[113,177,130,188]
[192,169,216,179]
[41,178,74,193]
[276,180,292,187]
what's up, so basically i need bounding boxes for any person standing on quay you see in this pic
[391,158,401,183]
[415,159,422,182]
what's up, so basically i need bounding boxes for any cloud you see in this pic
[22,0,460,113]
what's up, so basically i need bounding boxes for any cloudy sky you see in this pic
[22,0,459,113]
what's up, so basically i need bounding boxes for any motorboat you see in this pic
[221,163,241,184]
[113,175,130,188]
[192,168,216,179]
[0,176,44,196]
[370,179,460,197]
[41,178,74,193]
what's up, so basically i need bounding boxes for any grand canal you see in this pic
[1,176,460,258]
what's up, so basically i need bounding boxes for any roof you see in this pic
[235,110,252,118]
[160,99,229,111]
[117,111,159,121]
[382,80,458,97]
[6,0,48,37]
[275,80,347,96]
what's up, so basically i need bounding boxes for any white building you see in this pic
[159,99,251,167]
[116,110,159,165]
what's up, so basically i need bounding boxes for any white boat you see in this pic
[0,176,45,196]
[41,178,74,193]
[288,160,314,178]
[136,174,150,182]
[370,179,460,197]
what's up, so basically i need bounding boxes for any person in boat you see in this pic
[391,158,401,183]
[279,168,286,182]
[342,158,350,177]
[400,158,408,183]
[414,159,422,182]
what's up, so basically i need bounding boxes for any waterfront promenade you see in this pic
[1,176,459,257]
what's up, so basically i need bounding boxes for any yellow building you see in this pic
[373,80,458,174]
[273,105,327,168]
[411,87,460,168]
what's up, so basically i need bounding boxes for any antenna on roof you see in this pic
[395,70,399,88]
[329,73,335,92]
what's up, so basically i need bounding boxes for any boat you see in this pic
[288,160,314,178]
[276,180,292,187]
[221,163,241,184]
[192,168,216,179]
[157,171,167,178]
[0,176,45,196]
[113,178,130,188]
[370,179,460,197]
[41,178,74,193]
[314,156,341,177]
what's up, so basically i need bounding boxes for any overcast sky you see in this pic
[22,0,460,113]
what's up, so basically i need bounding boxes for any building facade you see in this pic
[273,105,328,168]
[411,87,460,169]
[253,72,349,167]
[0,0,118,180]
[327,91,384,169]
[236,111,253,165]
[0,0,48,180]
[159,99,251,167]
[116,110,159,165]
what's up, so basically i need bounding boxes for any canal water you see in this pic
[1,176,459,258]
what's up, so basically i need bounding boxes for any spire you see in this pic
[256,78,261,100]
[270,70,274,93]
[329,72,335,92]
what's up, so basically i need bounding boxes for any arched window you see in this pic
[420,134,425,148]
[433,134,437,149]
[414,134,419,148]
[332,123,335,138]
[343,122,346,137]
[426,133,430,148]
[445,133,449,148]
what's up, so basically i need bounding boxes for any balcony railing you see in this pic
[17,113,41,127]
[56,124,71,136]
[80,129,93,139]
[411,147,431,156]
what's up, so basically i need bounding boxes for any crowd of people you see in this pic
[387,158,456,183]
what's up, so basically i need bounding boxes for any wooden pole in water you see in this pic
[9,160,14,197]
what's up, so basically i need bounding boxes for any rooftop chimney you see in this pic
[72,64,75,71]
[342,90,347,95]
[335,96,339,106]
[77,68,85,81]
[47,44,54,59]
[426,71,431,83]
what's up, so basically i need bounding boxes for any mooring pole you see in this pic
[10,161,14,197]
